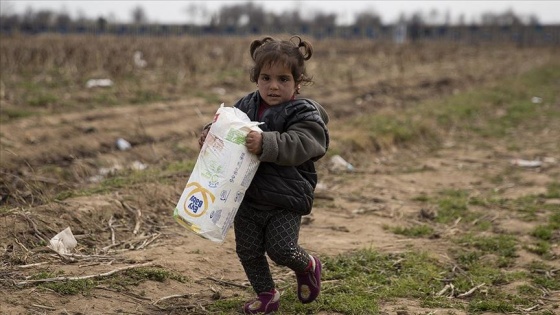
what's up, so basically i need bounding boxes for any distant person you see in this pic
[198,35,329,314]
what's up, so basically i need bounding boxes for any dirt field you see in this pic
[1,37,559,314]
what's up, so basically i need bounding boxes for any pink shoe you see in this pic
[242,289,280,314]
[296,255,322,303]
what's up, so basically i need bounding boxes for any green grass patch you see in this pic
[209,250,455,314]
[130,89,165,104]
[54,169,159,200]
[195,90,222,104]
[352,113,440,150]
[27,92,59,108]
[545,182,560,198]
[390,224,435,238]
[468,299,516,313]
[456,234,518,258]
[91,90,120,106]
[0,108,35,122]
[29,270,96,295]
[54,160,196,201]
[527,262,560,291]
[106,267,186,289]
[165,160,196,174]
[340,62,560,151]
[532,225,554,241]
[435,189,471,224]
[431,62,560,138]
[422,189,489,228]
[527,203,559,259]
[41,279,96,295]
[208,247,556,314]
[525,240,552,258]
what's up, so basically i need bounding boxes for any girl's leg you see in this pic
[264,210,309,272]
[234,205,275,293]
[265,210,321,303]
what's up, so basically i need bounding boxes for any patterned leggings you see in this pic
[234,203,310,294]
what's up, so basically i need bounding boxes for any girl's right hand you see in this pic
[245,130,263,155]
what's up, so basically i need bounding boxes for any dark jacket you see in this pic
[233,91,329,215]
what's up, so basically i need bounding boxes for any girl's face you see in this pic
[257,62,298,106]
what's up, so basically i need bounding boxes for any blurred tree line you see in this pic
[0,1,545,36]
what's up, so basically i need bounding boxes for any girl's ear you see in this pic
[295,74,303,85]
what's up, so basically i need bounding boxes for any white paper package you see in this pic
[174,104,262,243]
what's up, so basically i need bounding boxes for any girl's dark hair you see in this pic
[249,35,313,88]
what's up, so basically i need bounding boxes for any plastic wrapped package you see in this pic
[174,104,262,243]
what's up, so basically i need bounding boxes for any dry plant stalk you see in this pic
[115,193,142,235]
[16,261,154,286]
[206,276,247,289]
[436,283,455,297]
[152,293,193,305]
[457,283,485,298]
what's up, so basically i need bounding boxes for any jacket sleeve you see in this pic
[259,121,327,166]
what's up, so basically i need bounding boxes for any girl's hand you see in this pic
[198,127,210,148]
[245,131,263,155]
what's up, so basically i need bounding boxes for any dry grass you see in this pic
[1,35,557,118]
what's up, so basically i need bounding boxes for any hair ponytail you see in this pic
[250,36,274,61]
[290,35,313,61]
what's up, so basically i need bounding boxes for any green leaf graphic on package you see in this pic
[201,160,224,187]
[225,129,247,144]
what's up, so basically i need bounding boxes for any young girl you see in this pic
[199,35,329,314]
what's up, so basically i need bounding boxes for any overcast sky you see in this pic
[3,1,560,25]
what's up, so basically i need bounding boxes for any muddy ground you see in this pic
[1,41,559,314]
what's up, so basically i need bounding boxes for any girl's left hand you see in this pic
[245,131,263,155]
[198,127,210,149]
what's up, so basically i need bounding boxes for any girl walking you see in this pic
[199,35,329,314]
